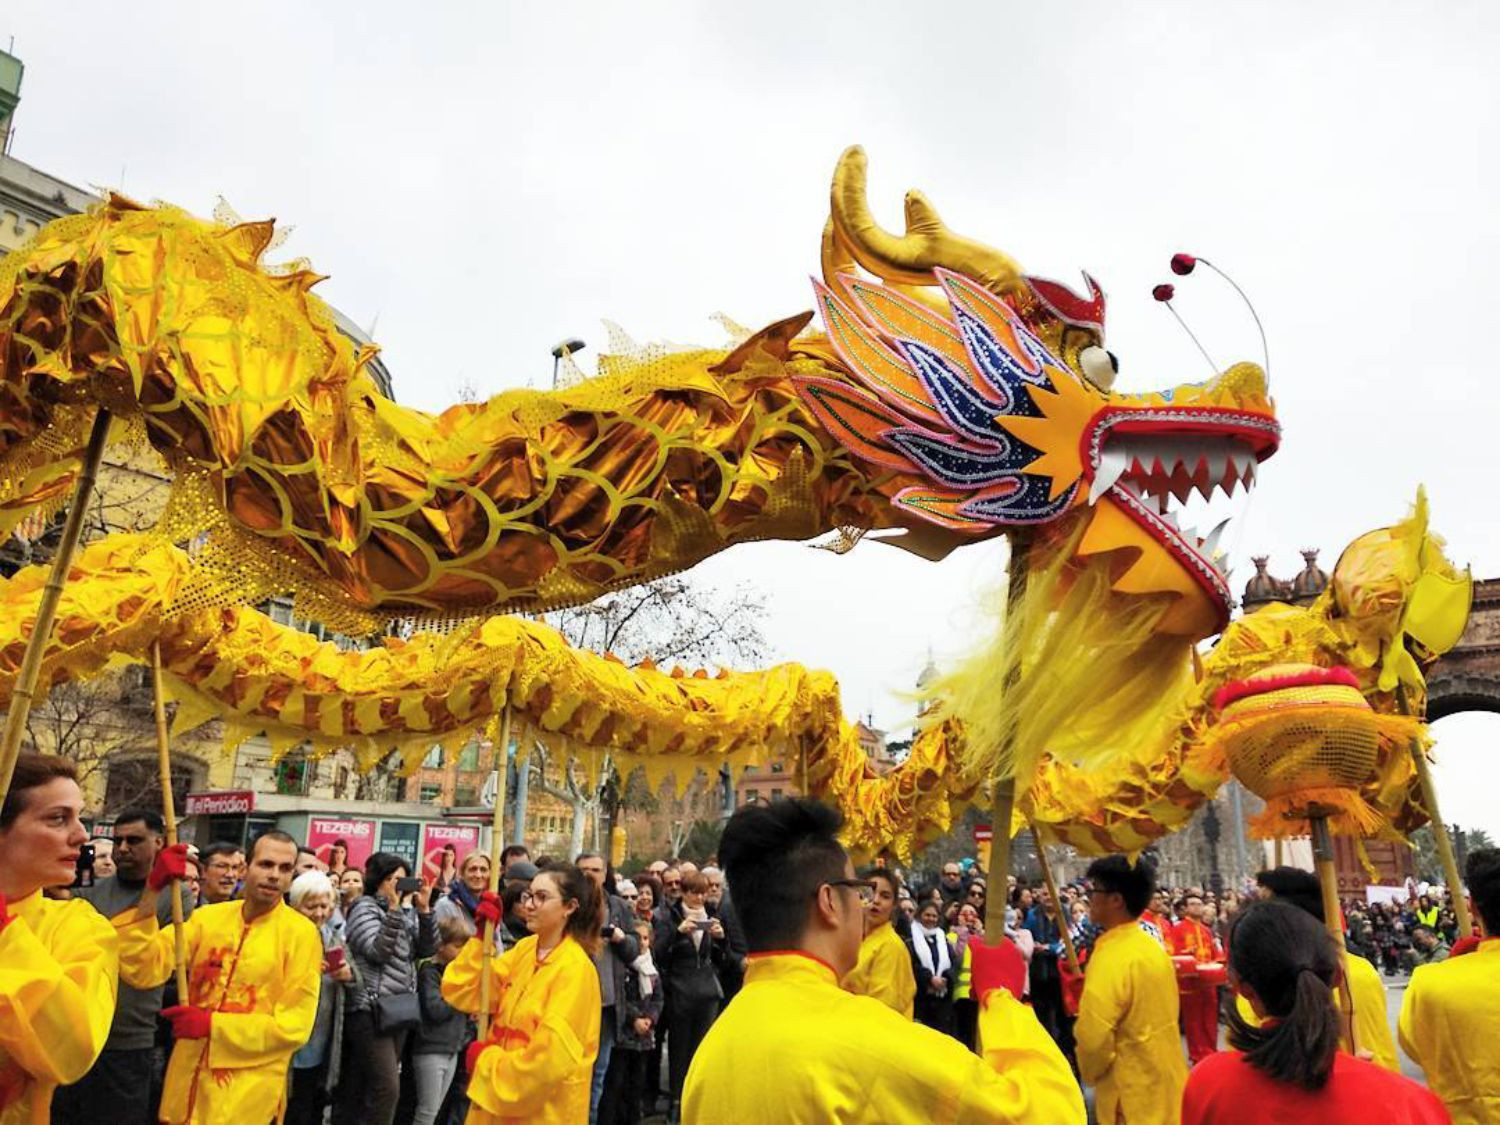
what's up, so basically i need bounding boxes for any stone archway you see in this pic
[1427,576,1500,718]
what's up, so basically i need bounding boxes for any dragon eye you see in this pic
[1080,346,1118,391]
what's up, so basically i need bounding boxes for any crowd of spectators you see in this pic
[49,808,1471,1125]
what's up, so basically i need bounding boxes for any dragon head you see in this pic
[794,148,1280,638]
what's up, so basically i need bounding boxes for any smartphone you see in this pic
[396,876,424,895]
[72,843,96,890]
[325,946,346,971]
[601,924,615,938]
[694,918,714,931]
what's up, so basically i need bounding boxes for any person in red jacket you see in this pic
[1182,899,1448,1124]
[1171,891,1224,1065]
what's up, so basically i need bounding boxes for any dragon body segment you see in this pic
[0,148,1320,859]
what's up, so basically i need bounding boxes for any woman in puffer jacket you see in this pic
[336,851,437,1125]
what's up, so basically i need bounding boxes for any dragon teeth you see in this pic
[1090,447,1129,505]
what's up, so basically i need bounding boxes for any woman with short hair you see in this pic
[287,870,355,1125]
[1182,899,1447,1123]
[0,753,120,1121]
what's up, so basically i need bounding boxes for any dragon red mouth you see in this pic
[1082,408,1282,613]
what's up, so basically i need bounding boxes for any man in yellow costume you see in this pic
[841,867,915,1019]
[117,829,321,1124]
[1074,855,1188,1125]
[1399,847,1500,1124]
[683,798,1083,1123]
[0,754,119,1125]
[1246,866,1398,1071]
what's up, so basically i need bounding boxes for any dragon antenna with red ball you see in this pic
[1151,281,1220,375]
[1167,253,1271,378]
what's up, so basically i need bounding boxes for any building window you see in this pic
[423,745,444,769]
[419,783,442,804]
[454,784,477,806]
[458,741,481,771]
[770,788,783,801]
[274,754,310,796]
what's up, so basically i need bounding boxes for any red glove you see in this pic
[968,937,1028,1004]
[474,890,502,929]
[465,1038,490,1077]
[1060,957,1085,1017]
[148,844,192,892]
[1450,935,1482,957]
[161,1005,212,1040]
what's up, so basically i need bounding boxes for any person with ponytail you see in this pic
[1183,899,1447,1123]
[441,861,602,1123]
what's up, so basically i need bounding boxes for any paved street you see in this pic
[1385,973,1426,1084]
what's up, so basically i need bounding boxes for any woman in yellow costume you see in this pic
[442,862,602,1124]
[0,754,119,1125]
[841,867,915,1019]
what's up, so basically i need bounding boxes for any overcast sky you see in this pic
[7,2,1497,836]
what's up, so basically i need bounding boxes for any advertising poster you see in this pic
[307,817,376,871]
[379,821,421,872]
[421,822,480,885]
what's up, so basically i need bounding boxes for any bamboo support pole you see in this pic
[982,535,1030,938]
[1032,823,1080,973]
[1310,814,1359,1056]
[478,706,514,1041]
[1409,744,1473,937]
[150,641,190,1000]
[0,409,112,801]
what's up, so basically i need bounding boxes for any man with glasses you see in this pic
[1074,855,1186,1125]
[55,808,197,1125]
[934,862,967,914]
[197,842,243,905]
[683,798,1083,1123]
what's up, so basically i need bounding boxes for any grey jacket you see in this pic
[344,895,437,1013]
[596,892,641,1035]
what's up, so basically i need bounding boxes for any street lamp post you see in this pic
[551,338,586,388]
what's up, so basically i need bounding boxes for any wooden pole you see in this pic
[1409,744,1473,937]
[1273,837,1284,867]
[478,706,514,1041]
[0,409,112,801]
[982,535,1030,938]
[1032,822,1080,973]
[983,781,1015,937]
[1310,814,1358,1055]
[150,641,189,1000]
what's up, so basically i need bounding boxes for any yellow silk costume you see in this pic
[683,951,1083,1124]
[441,932,600,1124]
[1075,922,1187,1125]
[842,922,915,1019]
[1398,939,1500,1125]
[1232,952,1398,1073]
[0,892,118,1125]
[115,899,322,1124]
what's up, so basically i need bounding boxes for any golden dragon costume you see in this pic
[15,146,1462,862]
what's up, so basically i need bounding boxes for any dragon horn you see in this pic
[828,146,1026,297]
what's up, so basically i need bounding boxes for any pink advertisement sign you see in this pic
[421,822,480,885]
[307,817,376,872]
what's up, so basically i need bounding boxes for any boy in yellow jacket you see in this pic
[1074,855,1187,1125]
[841,867,915,1019]
[683,798,1084,1124]
[116,830,321,1124]
[1399,847,1500,1125]
[0,754,119,1125]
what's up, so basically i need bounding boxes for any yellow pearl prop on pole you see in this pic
[150,640,190,1000]
[478,706,514,1042]
[0,409,112,802]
